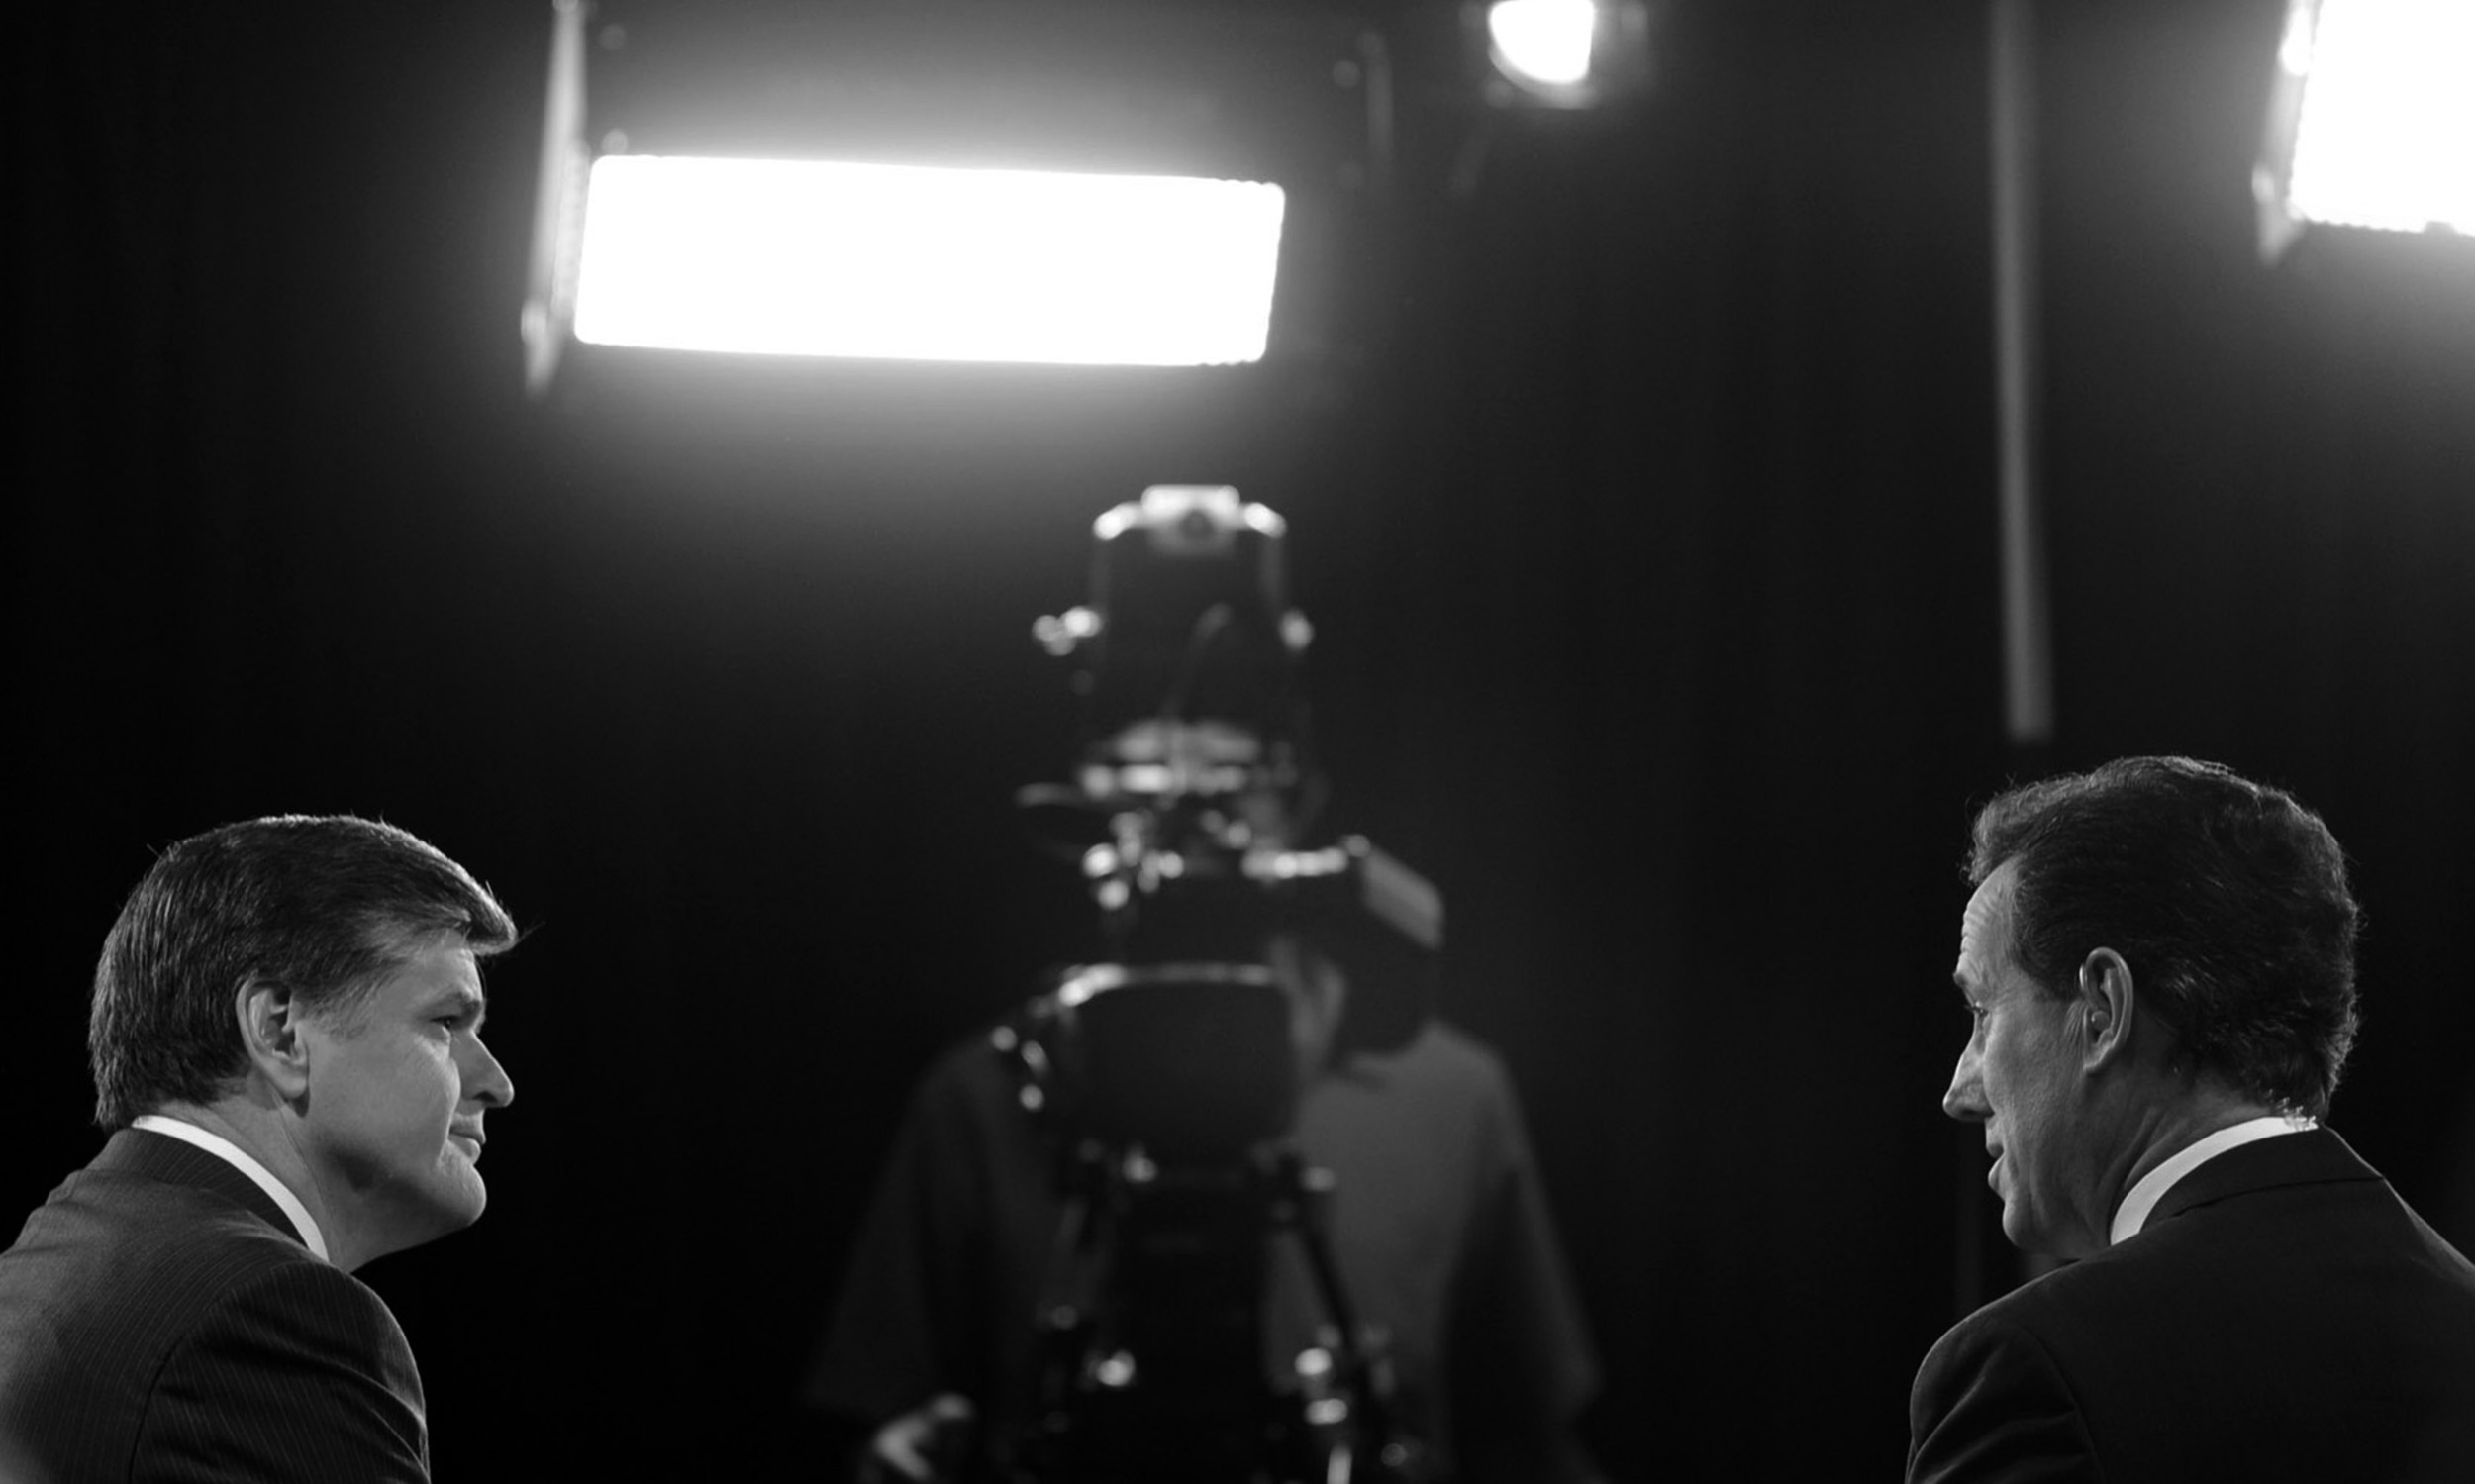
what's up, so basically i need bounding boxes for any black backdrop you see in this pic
[11,1,2473,1478]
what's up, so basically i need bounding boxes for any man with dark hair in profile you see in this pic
[0,815,521,1483]
[1911,756,2475,1482]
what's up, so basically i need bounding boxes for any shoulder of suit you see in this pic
[1938,1168,2334,1361]
[193,1256,409,1354]
[75,1163,308,1250]
[1922,1288,2062,1371]
[1935,1237,2166,1357]
[0,1180,397,1382]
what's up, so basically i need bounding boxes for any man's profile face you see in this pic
[298,932,514,1259]
[1944,861,2099,1256]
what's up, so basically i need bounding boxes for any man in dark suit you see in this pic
[0,815,520,1483]
[1910,756,2475,1482]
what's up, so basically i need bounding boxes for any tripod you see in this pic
[1011,1138,1409,1484]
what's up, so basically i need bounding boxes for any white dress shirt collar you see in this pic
[2109,1113,2316,1246]
[131,1114,330,1262]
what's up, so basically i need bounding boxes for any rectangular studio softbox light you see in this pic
[2256,0,2474,261]
[524,0,1389,391]
[570,156,1286,366]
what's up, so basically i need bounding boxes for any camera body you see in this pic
[1000,486,1439,1483]
[1022,485,1439,1113]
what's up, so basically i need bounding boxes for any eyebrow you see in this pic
[432,985,488,1026]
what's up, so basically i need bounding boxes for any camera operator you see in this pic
[799,487,1602,1483]
[799,925,1602,1483]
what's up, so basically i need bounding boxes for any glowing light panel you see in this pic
[2283,0,2474,235]
[571,156,1287,365]
[1487,0,1598,89]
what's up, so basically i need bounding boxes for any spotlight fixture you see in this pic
[1469,0,1654,110]
[2255,0,2473,261]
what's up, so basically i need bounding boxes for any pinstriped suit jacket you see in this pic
[0,1129,429,1484]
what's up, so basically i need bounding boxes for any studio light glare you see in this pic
[1487,0,1598,89]
[1474,0,1652,110]
[2259,0,2474,256]
[569,155,1287,367]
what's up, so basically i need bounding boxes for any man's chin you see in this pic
[1999,1206,2096,1262]
[352,1187,486,1267]
[414,1163,489,1232]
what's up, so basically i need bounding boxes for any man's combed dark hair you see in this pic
[1969,756,2360,1119]
[88,815,519,1130]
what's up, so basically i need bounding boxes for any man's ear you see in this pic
[2076,948,2137,1073]
[236,979,315,1102]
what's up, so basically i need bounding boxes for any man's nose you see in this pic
[462,1035,515,1108]
[1942,1050,1987,1123]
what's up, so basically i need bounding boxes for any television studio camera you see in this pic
[999,484,1444,1484]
